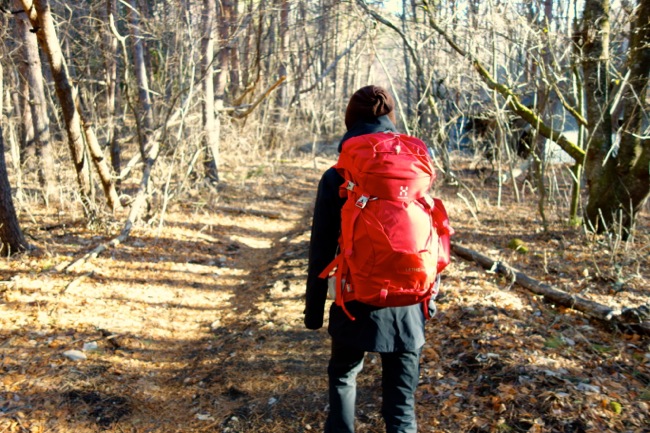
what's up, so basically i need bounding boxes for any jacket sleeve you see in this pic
[304,167,345,330]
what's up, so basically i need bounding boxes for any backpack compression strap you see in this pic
[318,179,368,321]
[318,254,355,321]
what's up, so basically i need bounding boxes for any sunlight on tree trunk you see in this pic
[20,0,95,219]
[13,0,55,203]
[201,0,219,184]
[127,0,155,160]
[103,0,122,190]
[583,0,650,234]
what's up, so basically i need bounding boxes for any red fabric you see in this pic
[432,198,455,274]
[320,132,453,319]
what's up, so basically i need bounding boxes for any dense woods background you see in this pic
[0,1,649,432]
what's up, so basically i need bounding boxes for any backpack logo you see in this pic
[399,186,409,198]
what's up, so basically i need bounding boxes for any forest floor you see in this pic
[0,152,649,433]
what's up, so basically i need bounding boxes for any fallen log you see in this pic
[216,206,283,220]
[451,242,650,335]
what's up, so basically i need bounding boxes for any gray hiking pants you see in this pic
[324,339,421,433]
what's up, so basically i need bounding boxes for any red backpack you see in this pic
[319,132,454,320]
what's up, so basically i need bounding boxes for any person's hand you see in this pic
[304,310,323,330]
[427,299,437,319]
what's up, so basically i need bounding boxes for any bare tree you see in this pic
[581,0,650,233]
[201,0,219,183]
[277,0,290,107]
[127,0,155,159]
[201,0,237,182]
[420,0,648,234]
[13,0,55,202]
[102,0,122,188]
[0,117,29,254]
[228,1,243,96]
[19,0,95,217]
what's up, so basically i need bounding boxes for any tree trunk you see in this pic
[204,0,233,182]
[103,0,121,189]
[201,0,219,183]
[277,0,289,107]
[20,0,95,218]
[228,0,242,96]
[583,0,650,233]
[13,0,55,202]
[16,61,35,171]
[11,17,35,176]
[581,0,615,230]
[240,0,255,89]
[569,16,587,226]
[78,95,122,213]
[128,0,155,160]
[0,123,29,256]
[402,0,412,121]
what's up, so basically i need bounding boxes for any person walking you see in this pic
[305,85,435,433]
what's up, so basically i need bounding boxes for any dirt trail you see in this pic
[118,161,331,432]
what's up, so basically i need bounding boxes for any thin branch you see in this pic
[421,0,586,163]
[550,80,589,127]
[355,0,426,92]
[232,76,286,119]
[299,29,367,95]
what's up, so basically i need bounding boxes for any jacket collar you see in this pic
[338,115,398,152]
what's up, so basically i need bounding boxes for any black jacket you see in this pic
[304,115,426,353]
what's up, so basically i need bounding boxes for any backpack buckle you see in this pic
[355,195,369,208]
